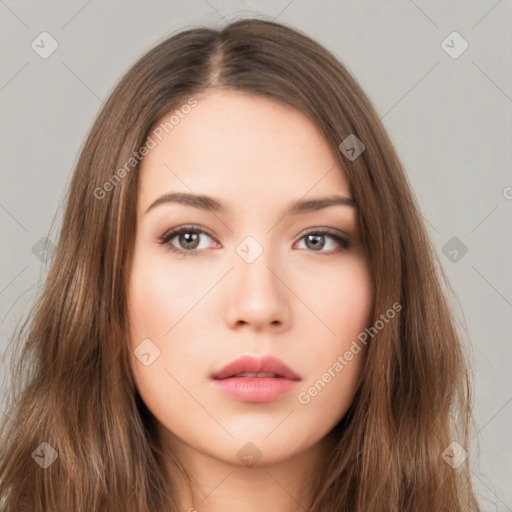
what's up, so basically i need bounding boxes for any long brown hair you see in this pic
[0,17,480,511]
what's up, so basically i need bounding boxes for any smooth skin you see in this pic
[127,89,374,512]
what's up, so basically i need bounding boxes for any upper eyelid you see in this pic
[162,224,217,242]
[300,226,351,239]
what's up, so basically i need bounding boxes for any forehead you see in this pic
[137,89,351,216]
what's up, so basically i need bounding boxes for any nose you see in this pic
[224,247,291,332]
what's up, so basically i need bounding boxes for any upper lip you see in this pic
[211,355,302,381]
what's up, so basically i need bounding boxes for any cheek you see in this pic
[297,253,373,345]
[126,248,202,343]
[126,249,214,427]
[292,256,372,418]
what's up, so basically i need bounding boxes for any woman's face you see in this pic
[127,89,373,468]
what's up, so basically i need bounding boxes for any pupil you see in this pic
[307,234,324,250]
[180,232,199,249]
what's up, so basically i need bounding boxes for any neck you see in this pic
[159,427,334,512]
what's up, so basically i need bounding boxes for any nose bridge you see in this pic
[224,231,290,329]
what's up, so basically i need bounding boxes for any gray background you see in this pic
[1,0,511,509]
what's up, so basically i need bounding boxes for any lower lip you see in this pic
[212,377,299,403]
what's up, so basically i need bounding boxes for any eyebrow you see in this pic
[145,192,357,216]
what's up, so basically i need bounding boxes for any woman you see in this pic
[0,17,480,511]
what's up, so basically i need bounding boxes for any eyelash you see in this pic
[157,224,351,258]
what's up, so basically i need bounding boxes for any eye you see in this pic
[157,225,219,257]
[157,225,351,257]
[294,228,350,256]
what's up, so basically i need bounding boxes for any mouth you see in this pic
[229,372,281,378]
[211,354,302,381]
[210,355,301,403]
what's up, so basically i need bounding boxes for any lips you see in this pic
[211,355,302,381]
[210,355,302,403]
